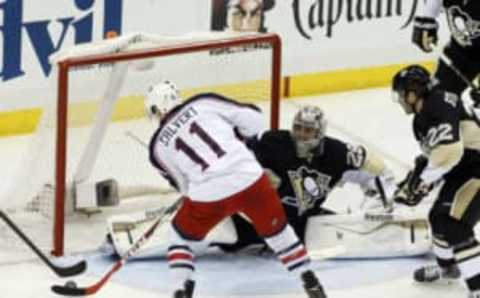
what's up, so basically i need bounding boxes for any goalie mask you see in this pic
[145,80,182,122]
[392,65,431,114]
[292,106,327,158]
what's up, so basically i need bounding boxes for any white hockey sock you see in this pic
[167,244,195,290]
[433,237,454,261]
[264,224,312,276]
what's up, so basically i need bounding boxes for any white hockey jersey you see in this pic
[149,93,265,202]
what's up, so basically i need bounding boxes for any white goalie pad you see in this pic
[305,204,432,258]
[105,207,238,258]
[103,203,432,260]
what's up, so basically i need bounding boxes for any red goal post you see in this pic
[50,32,282,256]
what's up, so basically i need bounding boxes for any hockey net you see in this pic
[0,32,281,258]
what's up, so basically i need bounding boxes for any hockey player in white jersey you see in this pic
[145,80,327,298]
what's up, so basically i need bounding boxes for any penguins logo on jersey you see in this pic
[287,166,331,215]
[447,6,480,47]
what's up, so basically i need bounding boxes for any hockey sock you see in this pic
[167,244,195,290]
[264,224,312,276]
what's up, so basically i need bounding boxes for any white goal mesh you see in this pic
[0,31,281,258]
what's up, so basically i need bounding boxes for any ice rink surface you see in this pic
[0,88,474,297]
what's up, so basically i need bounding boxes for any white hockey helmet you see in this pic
[144,80,182,121]
[292,105,327,158]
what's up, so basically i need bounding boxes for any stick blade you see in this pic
[51,284,88,296]
[54,260,87,277]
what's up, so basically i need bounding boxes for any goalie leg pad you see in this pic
[306,213,431,258]
[105,206,237,258]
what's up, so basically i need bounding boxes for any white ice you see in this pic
[0,88,473,298]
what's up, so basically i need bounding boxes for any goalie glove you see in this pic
[412,16,438,53]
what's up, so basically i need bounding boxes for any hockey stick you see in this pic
[51,197,183,296]
[0,210,86,277]
[124,130,176,196]
[438,52,478,91]
[125,130,148,148]
[438,51,480,105]
[374,176,391,210]
[313,208,428,225]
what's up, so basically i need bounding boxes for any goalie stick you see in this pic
[51,197,183,296]
[0,210,86,277]
[314,207,428,225]
[124,130,177,197]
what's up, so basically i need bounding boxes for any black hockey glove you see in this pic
[470,88,480,107]
[408,175,433,198]
[394,155,431,206]
[407,155,428,192]
[394,171,430,206]
[394,172,421,206]
[412,17,438,53]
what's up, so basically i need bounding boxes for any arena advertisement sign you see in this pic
[274,0,444,74]
[210,0,444,74]
[0,0,447,112]
[289,0,417,40]
[0,0,123,82]
[209,0,275,56]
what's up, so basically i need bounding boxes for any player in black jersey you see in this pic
[392,65,480,298]
[412,0,480,102]
[214,105,397,253]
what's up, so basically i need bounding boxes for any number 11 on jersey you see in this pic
[174,121,226,171]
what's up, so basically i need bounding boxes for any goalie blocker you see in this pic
[102,203,431,259]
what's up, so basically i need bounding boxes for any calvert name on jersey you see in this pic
[148,92,266,202]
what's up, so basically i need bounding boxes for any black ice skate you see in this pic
[173,280,195,298]
[301,270,327,298]
[413,264,460,283]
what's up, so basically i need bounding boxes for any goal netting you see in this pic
[0,31,281,258]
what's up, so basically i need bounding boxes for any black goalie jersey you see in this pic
[214,130,386,250]
[248,130,367,216]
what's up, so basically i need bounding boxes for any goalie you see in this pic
[212,105,430,257]
[103,104,431,260]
